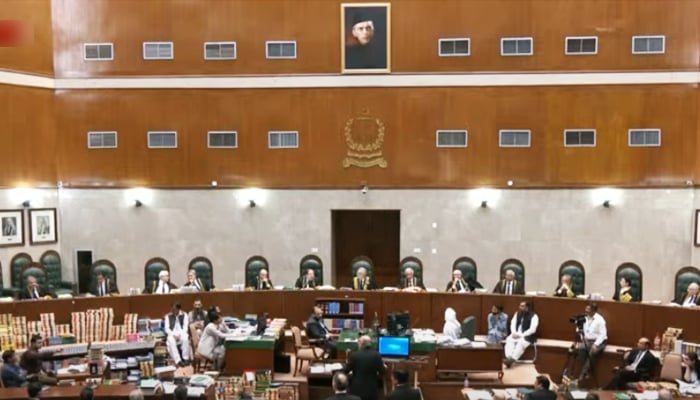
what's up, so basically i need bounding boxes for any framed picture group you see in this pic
[0,208,57,247]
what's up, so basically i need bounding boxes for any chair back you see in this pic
[675,266,700,301]
[300,255,323,285]
[350,256,374,279]
[559,260,585,295]
[189,323,201,347]
[399,256,423,284]
[615,262,642,301]
[189,257,214,289]
[245,256,269,288]
[10,253,32,288]
[40,250,63,286]
[500,259,525,290]
[144,257,170,288]
[461,316,477,341]
[452,257,477,285]
[291,326,303,348]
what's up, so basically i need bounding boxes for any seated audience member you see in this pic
[387,369,421,400]
[576,303,607,380]
[504,301,538,367]
[442,307,461,340]
[613,276,638,302]
[295,268,317,289]
[673,282,700,307]
[183,269,210,292]
[352,267,376,290]
[604,337,657,390]
[144,270,177,294]
[446,269,472,293]
[682,352,700,384]
[306,306,338,358]
[27,381,43,400]
[165,303,191,367]
[80,386,95,400]
[189,299,207,330]
[493,269,524,295]
[90,272,119,296]
[255,268,273,290]
[326,372,361,400]
[554,274,576,298]
[487,305,508,344]
[525,375,556,400]
[174,384,188,400]
[20,334,59,385]
[400,267,425,292]
[1,349,26,388]
[197,310,230,371]
[129,389,145,400]
[344,335,385,400]
[20,276,54,300]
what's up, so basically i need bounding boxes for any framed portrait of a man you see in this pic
[29,208,57,245]
[341,3,390,74]
[0,209,24,247]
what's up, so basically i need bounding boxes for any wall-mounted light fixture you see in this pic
[248,200,256,208]
[480,200,488,208]
[22,200,31,208]
[134,200,143,208]
[211,180,218,187]
[603,200,611,208]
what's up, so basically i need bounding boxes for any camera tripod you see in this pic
[562,327,599,388]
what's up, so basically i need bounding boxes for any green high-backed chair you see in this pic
[461,316,477,341]
[189,256,214,290]
[20,262,50,297]
[144,257,170,289]
[615,262,642,302]
[674,266,700,302]
[399,256,423,285]
[453,257,479,288]
[299,255,323,286]
[10,252,32,295]
[245,256,269,289]
[40,250,74,296]
[500,259,525,290]
[559,260,585,296]
[90,259,118,292]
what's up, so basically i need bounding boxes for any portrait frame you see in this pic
[28,208,57,245]
[341,2,391,74]
[0,209,24,247]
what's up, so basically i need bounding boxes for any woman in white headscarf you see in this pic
[443,307,461,340]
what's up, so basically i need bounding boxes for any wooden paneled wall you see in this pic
[0,0,54,75]
[0,83,696,187]
[44,0,699,77]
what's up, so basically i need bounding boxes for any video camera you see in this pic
[569,314,586,329]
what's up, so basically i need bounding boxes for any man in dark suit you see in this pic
[493,269,524,295]
[604,337,658,390]
[295,269,317,289]
[19,276,54,300]
[387,369,421,400]
[525,375,556,400]
[325,372,361,400]
[143,270,178,294]
[673,282,700,307]
[344,335,385,400]
[183,269,211,292]
[399,268,425,292]
[89,272,119,296]
[254,269,273,290]
[306,306,337,358]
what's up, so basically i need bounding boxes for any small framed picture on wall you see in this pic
[29,208,57,245]
[0,209,24,247]
[341,2,391,74]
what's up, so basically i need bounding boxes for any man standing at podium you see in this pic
[345,335,385,400]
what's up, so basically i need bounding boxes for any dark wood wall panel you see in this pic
[0,0,54,75]
[49,0,699,78]
[0,84,56,186]
[52,85,697,188]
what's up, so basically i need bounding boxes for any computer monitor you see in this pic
[378,336,410,358]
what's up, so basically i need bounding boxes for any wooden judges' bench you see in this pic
[0,291,697,385]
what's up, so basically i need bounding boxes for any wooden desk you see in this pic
[0,384,158,400]
[223,337,277,375]
[437,345,504,380]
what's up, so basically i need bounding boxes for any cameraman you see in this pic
[577,303,607,380]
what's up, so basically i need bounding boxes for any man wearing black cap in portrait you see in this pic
[345,9,386,70]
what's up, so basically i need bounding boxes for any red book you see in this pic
[0,20,29,47]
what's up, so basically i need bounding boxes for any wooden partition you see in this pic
[2,291,697,345]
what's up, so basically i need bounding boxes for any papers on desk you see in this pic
[633,391,659,400]
[569,391,589,400]
[676,380,700,395]
[462,389,493,400]
[309,363,344,374]
[163,383,207,397]
[57,364,88,375]
[469,341,487,348]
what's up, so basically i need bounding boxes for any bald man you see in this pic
[399,268,425,292]
[344,335,385,400]
[493,269,524,295]
[604,337,658,390]
[352,268,376,290]
[673,282,700,307]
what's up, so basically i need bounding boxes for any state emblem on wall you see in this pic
[342,108,388,168]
